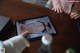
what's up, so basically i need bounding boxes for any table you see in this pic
[0,0,80,53]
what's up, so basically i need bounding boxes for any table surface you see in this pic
[0,0,80,53]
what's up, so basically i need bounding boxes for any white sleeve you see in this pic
[3,35,30,53]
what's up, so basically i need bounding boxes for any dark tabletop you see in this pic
[0,0,80,53]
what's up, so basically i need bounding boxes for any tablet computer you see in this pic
[15,16,57,41]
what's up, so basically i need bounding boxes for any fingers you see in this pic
[59,8,62,13]
[70,12,80,19]
[52,7,62,13]
[56,7,62,13]
[74,15,80,19]
[56,8,59,13]
[25,39,30,47]
[70,13,78,19]
[20,31,30,47]
[20,31,28,36]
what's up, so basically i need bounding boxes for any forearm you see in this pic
[3,35,30,53]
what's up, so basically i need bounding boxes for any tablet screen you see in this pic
[16,16,56,41]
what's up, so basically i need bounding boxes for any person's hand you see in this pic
[20,31,30,47]
[70,11,80,19]
[20,31,28,37]
[52,4,62,13]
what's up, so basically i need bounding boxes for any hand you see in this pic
[20,31,30,47]
[70,12,80,19]
[19,24,30,37]
[52,4,62,13]
[19,24,30,47]
[20,31,28,37]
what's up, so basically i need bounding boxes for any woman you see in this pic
[46,0,80,19]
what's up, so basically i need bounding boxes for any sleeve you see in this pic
[0,41,4,48]
[3,35,30,53]
[72,2,80,13]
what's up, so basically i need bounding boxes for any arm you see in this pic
[52,0,62,13]
[3,31,30,53]
[70,2,80,19]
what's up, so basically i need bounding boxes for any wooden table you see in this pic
[0,0,80,53]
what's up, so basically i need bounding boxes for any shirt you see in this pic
[52,0,74,14]
[0,35,29,53]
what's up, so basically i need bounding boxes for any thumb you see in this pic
[20,31,30,47]
[20,31,28,37]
